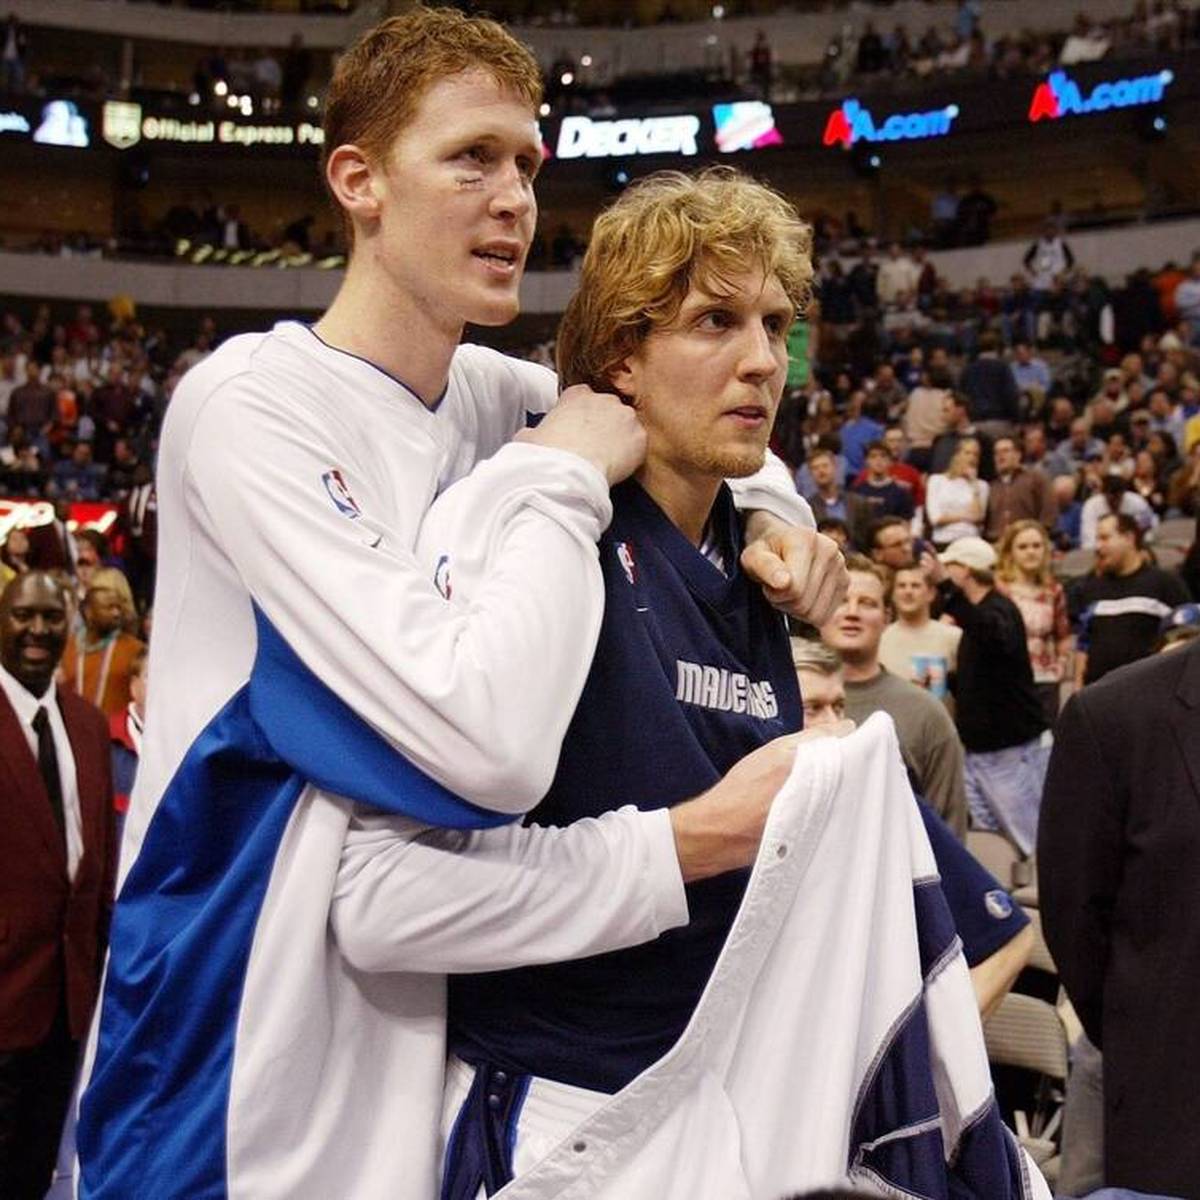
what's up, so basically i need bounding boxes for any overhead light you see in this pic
[214,79,228,97]
[227,94,239,109]
[188,92,200,106]
[306,94,319,109]
[240,96,253,115]
[712,3,725,17]
[560,71,574,86]
[580,54,592,67]
[539,102,551,116]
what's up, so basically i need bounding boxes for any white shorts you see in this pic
[439,1055,608,1197]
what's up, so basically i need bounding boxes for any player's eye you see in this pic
[698,309,734,331]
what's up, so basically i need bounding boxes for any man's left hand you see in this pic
[741,512,848,627]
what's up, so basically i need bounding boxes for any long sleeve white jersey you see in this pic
[73,322,809,1200]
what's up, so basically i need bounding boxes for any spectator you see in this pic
[1070,511,1192,686]
[1172,251,1200,342]
[1009,340,1050,403]
[929,393,995,479]
[89,363,138,464]
[0,13,26,93]
[902,368,952,471]
[8,361,55,439]
[119,462,156,609]
[749,30,773,99]
[1080,474,1155,551]
[1044,394,1076,447]
[876,243,919,307]
[867,515,924,573]
[925,537,1048,855]
[984,434,1056,541]
[838,389,885,476]
[819,556,967,837]
[815,515,851,551]
[879,559,962,700]
[858,425,924,506]
[1130,448,1168,517]
[994,519,1072,726]
[0,526,30,582]
[926,438,988,548]
[1023,220,1075,294]
[0,571,115,1200]
[805,447,874,552]
[281,33,312,110]
[60,567,146,718]
[960,331,1020,437]
[109,645,146,836]
[51,442,105,502]
[1020,423,1052,474]
[856,21,887,73]
[851,440,914,521]
[956,178,997,247]
[1045,417,1104,479]
[25,499,79,575]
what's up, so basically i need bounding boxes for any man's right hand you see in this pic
[514,384,646,485]
[670,723,854,883]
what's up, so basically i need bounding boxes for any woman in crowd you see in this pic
[925,436,987,546]
[1130,448,1168,517]
[995,519,1072,725]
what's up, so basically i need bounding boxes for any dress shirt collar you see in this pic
[0,660,57,727]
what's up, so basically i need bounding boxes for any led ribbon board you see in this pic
[822,98,958,148]
[713,102,783,152]
[1028,69,1174,121]
[554,114,701,159]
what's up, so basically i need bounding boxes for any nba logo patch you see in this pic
[322,468,362,519]
[615,542,637,585]
[984,889,1014,920]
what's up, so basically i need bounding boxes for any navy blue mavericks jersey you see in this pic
[449,480,802,1093]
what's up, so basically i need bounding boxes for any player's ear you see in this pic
[325,143,382,229]
[609,359,639,405]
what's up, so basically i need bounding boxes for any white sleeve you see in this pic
[332,805,689,974]
[187,380,609,814]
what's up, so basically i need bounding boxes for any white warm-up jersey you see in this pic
[73,321,813,1200]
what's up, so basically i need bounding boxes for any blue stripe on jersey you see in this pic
[78,609,513,1199]
[913,876,962,980]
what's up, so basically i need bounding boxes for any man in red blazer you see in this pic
[0,571,116,1199]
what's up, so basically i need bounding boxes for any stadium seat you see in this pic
[984,992,1070,1187]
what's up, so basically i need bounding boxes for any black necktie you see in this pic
[32,706,66,848]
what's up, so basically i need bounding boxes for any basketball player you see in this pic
[74,11,845,1200]
[407,167,824,1194]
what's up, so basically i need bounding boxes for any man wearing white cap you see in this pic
[922,536,1048,855]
